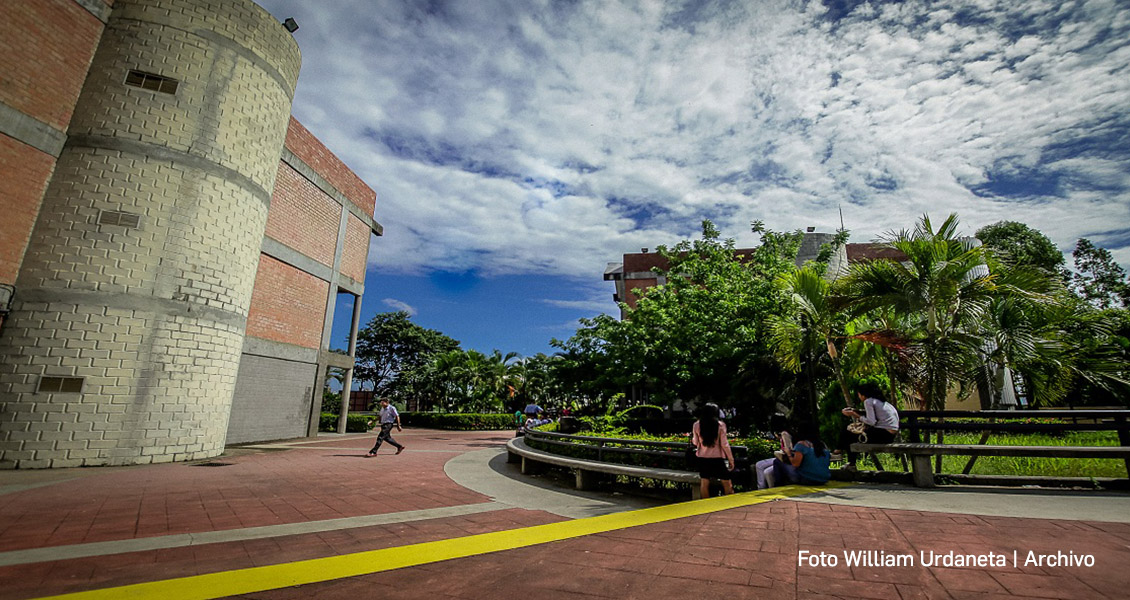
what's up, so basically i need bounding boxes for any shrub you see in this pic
[319,412,371,433]
[321,390,342,415]
[400,412,515,430]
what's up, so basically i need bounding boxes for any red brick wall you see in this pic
[623,252,669,274]
[0,136,56,284]
[340,214,369,282]
[1,0,105,130]
[266,163,341,267]
[284,118,376,217]
[246,254,328,349]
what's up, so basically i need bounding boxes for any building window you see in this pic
[124,70,179,94]
[98,209,141,229]
[38,377,84,394]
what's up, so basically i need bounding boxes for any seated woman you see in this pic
[840,381,900,469]
[755,413,797,489]
[776,422,831,486]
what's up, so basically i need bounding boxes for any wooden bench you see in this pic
[851,442,1130,487]
[507,436,705,498]
[848,409,1130,488]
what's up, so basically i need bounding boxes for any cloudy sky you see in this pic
[256,0,1130,356]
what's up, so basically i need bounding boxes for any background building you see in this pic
[0,0,380,468]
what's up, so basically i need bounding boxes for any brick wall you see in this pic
[245,254,329,349]
[265,163,341,267]
[1,0,105,130]
[284,118,376,217]
[0,0,109,286]
[340,214,370,282]
[0,0,300,468]
[0,137,56,284]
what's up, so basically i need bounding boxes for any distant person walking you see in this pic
[692,403,734,498]
[367,399,406,457]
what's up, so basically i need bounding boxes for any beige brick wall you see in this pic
[67,15,297,192]
[17,150,266,310]
[0,0,300,468]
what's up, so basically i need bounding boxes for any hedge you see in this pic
[524,432,778,471]
[319,413,372,433]
[399,412,516,430]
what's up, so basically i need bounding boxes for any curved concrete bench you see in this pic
[507,437,703,499]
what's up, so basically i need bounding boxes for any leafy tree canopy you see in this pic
[1071,238,1130,309]
[975,220,1065,274]
[353,311,460,396]
[554,220,803,409]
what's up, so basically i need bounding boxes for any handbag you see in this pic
[847,418,868,443]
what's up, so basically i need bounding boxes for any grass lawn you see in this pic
[866,431,1128,478]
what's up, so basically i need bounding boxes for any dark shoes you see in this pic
[395,446,406,455]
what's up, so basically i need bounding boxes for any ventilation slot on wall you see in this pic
[99,210,141,229]
[124,70,179,94]
[38,376,84,394]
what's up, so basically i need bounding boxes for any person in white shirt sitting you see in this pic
[840,382,899,469]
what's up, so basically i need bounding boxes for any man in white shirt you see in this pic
[367,399,406,457]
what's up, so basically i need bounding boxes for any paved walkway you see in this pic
[0,429,1127,599]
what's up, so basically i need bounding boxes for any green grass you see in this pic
[865,431,1128,478]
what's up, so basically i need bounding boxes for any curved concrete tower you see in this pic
[0,0,300,467]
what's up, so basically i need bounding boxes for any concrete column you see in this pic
[337,294,362,434]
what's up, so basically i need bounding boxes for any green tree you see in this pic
[1071,238,1130,309]
[842,214,1000,410]
[353,312,460,398]
[554,220,802,417]
[975,221,1066,275]
[767,265,854,418]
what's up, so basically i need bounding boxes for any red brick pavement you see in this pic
[0,430,569,599]
[2,429,1129,600]
[0,430,507,553]
[227,501,1130,600]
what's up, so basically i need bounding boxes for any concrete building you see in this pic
[0,0,381,468]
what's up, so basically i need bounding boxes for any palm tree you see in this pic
[768,265,854,417]
[841,214,998,411]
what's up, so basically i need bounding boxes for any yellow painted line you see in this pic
[37,482,851,600]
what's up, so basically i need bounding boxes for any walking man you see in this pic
[367,399,406,457]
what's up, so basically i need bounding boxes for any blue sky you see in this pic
[258,0,1130,357]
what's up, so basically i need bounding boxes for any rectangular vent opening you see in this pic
[125,70,179,94]
[99,210,141,228]
[38,376,84,394]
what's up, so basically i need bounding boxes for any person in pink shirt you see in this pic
[692,403,734,498]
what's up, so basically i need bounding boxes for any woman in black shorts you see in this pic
[692,403,734,498]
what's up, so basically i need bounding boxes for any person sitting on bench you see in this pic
[841,382,899,470]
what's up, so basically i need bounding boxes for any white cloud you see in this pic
[257,0,1130,275]
[381,298,417,316]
